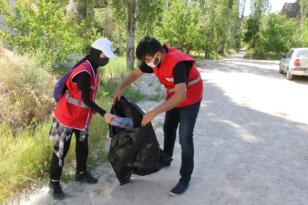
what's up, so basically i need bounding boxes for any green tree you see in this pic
[73,0,103,48]
[0,0,90,69]
[109,0,163,69]
[74,0,95,21]
[201,0,240,56]
[297,18,308,47]
[250,0,269,18]
[243,16,260,47]
[155,0,203,54]
[244,0,269,48]
[256,14,297,54]
[0,0,11,16]
[0,0,7,13]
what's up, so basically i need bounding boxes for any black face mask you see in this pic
[97,57,109,66]
[89,47,110,67]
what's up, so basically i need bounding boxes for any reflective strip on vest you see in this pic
[167,76,202,93]
[64,92,89,109]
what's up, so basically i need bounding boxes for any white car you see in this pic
[279,48,308,80]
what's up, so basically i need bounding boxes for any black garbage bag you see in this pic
[108,97,171,185]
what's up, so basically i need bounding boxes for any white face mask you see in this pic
[146,54,161,68]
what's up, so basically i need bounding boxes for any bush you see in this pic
[0,0,97,69]
[0,54,55,132]
[257,14,297,54]
[244,14,308,59]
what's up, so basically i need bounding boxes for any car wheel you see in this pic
[286,69,293,80]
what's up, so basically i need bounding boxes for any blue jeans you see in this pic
[163,101,201,184]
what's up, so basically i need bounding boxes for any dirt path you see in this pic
[11,56,308,205]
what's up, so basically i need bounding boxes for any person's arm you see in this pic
[141,61,192,126]
[113,67,144,102]
[141,83,187,126]
[73,72,115,123]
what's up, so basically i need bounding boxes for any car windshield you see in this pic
[296,50,308,57]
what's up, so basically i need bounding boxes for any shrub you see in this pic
[0,54,55,132]
[0,0,94,69]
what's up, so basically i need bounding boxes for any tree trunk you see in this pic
[76,0,94,21]
[234,0,241,50]
[126,0,136,70]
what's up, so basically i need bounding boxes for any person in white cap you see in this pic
[48,38,116,200]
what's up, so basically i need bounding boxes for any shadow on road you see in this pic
[191,79,308,204]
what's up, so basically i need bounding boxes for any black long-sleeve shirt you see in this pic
[72,71,106,117]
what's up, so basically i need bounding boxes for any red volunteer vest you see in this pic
[54,60,100,130]
[153,47,203,108]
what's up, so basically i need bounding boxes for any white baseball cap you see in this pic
[91,38,116,59]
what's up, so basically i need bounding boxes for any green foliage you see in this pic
[256,14,297,54]
[155,0,203,54]
[0,121,52,203]
[135,0,163,37]
[297,18,308,46]
[75,0,95,20]
[244,0,308,60]
[0,0,7,13]
[243,17,260,48]
[93,8,126,55]
[108,0,164,69]
[0,103,109,203]
[0,0,94,69]
[300,0,308,18]
[101,56,127,79]
[95,0,109,8]
[201,0,240,56]
[250,0,270,18]
[243,0,270,49]
[74,0,105,46]
[109,0,127,25]
[110,0,163,36]
[245,14,308,59]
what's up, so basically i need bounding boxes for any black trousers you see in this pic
[163,101,201,184]
[50,130,88,181]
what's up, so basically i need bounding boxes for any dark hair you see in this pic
[136,36,163,61]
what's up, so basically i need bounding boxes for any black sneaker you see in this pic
[75,170,98,184]
[169,181,189,196]
[49,180,65,200]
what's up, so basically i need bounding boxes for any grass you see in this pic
[244,49,282,60]
[0,55,55,133]
[0,121,52,203]
[0,54,159,203]
[0,87,113,203]
[0,54,56,202]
